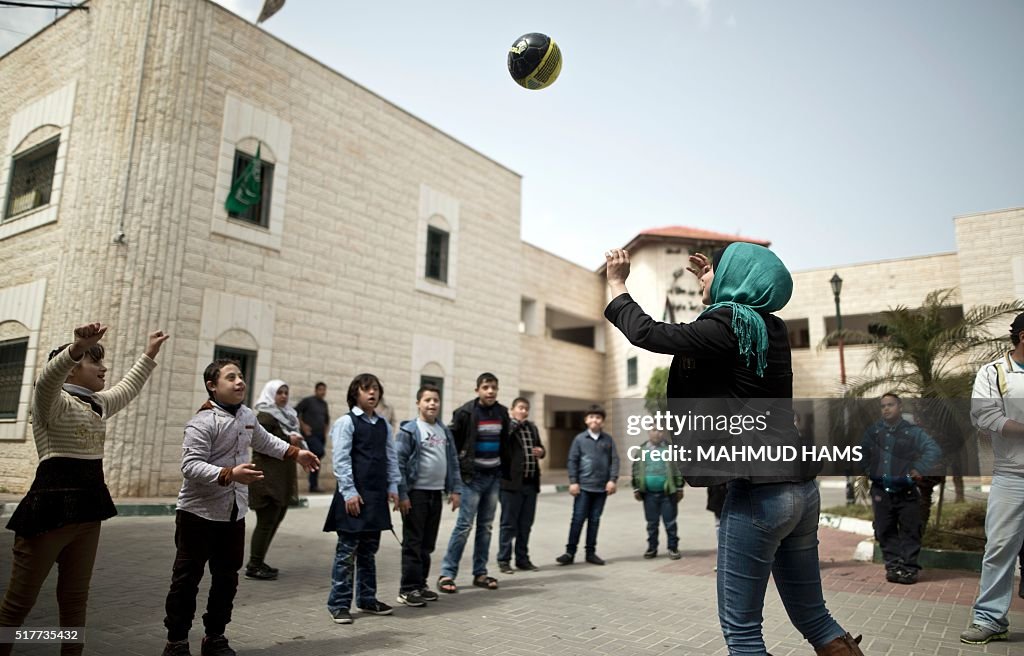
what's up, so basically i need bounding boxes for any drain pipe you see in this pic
[114,0,156,245]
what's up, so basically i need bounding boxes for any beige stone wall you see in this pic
[954,207,1024,311]
[781,253,961,397]
[0,0,523,495]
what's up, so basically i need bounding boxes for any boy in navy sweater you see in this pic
[557,404,619,566]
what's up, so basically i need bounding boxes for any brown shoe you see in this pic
[815,633,865,656]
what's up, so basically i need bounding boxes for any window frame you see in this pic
[425,225,450,283]
[226,149,274,229]
[4,136,60,221]
[0,337,29,420]
[627,356,638,388]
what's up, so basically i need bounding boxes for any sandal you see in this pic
[437,576,457,594]
[473,575,499,590]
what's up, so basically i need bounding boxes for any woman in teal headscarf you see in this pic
[604,242,864,656]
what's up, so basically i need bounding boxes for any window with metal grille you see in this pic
[0,338,29,419]
[212,345,257,407]
[227,150,274,228]
[425,226,449,283]
[627,356,638,388]
[4,138,59,220]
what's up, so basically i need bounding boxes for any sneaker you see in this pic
[885,567,902,583]
[162,640,191,656]
[200,634,236,656]
[585,553,606,566]
[960,623,1008,645]
[516,560,540,571]
[331,608,353,624]
[498,561,515,574]
[643,549,657,559]
[262,563,279,575]
[357,600,394,615]
[668,548,682,560]
[897,568,918,585]
[418,588,439,602]
[244,563,277,581]
[397,591,427,607]
[556,553,574,565]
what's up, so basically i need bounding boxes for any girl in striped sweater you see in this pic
[0,322,167,656]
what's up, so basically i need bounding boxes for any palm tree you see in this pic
[825,289,1024,519]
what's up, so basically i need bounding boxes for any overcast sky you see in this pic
[3,0,1022,272]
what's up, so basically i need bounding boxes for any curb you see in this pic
[818,512,874,536]
[871,542,983,572]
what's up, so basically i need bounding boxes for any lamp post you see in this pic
[830,273,846,386]
[830,273,855,504]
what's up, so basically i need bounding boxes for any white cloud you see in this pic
[726,11,737,28]
[686,0,713,30]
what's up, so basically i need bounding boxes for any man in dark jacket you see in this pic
[861,393,942,585]
[497,397,546,573]
[436,373,510,593]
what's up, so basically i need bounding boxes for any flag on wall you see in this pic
[225,143,262,215]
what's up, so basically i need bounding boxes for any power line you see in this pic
[0,2,86,10]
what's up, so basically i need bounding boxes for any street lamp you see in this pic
[830,273,846,386]
[830,273,855,504]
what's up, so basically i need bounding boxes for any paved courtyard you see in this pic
[1,484,1022,655]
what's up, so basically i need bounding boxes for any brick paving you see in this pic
[0,485,1021,655]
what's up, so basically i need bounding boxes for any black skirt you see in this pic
[6,458,117,538]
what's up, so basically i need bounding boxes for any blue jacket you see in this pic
[860,418,942,490]
[567,431,620,493]
[395,419,462,502]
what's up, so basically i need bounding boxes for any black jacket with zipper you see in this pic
[449,399,512,484]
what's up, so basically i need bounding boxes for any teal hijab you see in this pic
[699,242,793,377]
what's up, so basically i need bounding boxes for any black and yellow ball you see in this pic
[507,32,562,90]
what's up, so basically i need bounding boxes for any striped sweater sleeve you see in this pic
[94,354,157,418]
[32,347,80,426]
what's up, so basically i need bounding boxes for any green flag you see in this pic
[225,143,262,215]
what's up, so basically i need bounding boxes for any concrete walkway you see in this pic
[0,484,1020,655]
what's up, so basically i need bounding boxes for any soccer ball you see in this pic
[507,33,562,90]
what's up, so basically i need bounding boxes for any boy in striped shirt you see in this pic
[437,373,510,593]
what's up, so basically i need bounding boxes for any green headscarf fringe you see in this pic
[698,243,793,377]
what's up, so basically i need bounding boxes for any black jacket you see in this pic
[449,399,512,483]
[501,419,545,492]
[605,293,815,485]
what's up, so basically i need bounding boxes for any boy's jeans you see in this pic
[497,487,539,564]
[642,491,679,551]
[718,480,844,654]
[440,469,500,579]
[971,473,1024,631]
[565,490,607,555]
[327,530,381,612]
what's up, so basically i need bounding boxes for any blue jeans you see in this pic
[718,480,844,654]
[440,469,500,580]
[497,488,539,564]
[327,531,380,612]
[566,490,607,555]
[972,473,1024,631]
[642,492,679,551]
